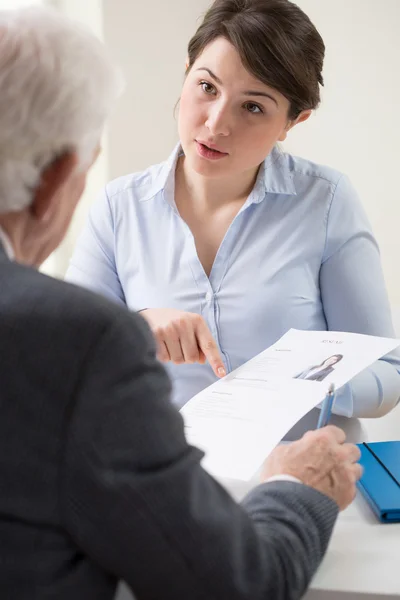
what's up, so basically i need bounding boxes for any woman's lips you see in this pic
[195,140,229,160]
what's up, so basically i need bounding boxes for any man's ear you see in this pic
[278,109,313,142]
[31,151,79,222]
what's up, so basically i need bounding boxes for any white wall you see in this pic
[0,0,42,7]
[103,0,400,305]
[103,0,211,177]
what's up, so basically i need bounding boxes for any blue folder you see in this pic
[357,441,400,523]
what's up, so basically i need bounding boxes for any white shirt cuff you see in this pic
[264,474,302,485]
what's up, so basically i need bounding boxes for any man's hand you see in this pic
[261,426,362,510]
[140,308,226,378]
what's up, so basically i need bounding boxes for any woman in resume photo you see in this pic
[67,0,400,418]
[295,354,343,383]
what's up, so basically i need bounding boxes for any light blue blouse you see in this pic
[66,144,400,416]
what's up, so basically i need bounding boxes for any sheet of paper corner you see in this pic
[180,329,400,483]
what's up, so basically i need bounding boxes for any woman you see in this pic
[295,354,344,383]
[67,0,400,416]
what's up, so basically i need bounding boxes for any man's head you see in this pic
[0,6,123,266]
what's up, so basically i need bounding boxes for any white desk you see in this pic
[224,406,400,600]
[305,406,400,599]
[115,406,400,600]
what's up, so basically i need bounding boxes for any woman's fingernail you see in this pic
[217,367,226,377]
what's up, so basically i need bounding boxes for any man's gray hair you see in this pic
[0,6,124,213]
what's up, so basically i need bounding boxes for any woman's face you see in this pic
[324,356,340,367]
[178,37,307,180]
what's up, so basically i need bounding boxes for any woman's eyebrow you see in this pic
[196,67,278,106]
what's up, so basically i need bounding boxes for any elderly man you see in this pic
[0,6,362,600]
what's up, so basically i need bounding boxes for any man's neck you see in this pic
[0,213,45,267]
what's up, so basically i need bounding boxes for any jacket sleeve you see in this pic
[60,309,338,600]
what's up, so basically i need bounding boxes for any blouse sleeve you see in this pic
[320,175,400,417]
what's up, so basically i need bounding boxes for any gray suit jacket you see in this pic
[0,244,338,599]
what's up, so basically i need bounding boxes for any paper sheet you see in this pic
[181,329,400,481]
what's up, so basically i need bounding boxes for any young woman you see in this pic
[67,0,400,416]
[295,354,344,383]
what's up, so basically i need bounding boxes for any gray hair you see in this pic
[0,5,124,213]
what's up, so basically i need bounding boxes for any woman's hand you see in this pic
[140,308,226,377]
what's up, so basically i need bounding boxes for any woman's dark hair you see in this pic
[186,0,325,119]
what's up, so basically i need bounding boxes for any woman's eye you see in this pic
[244,102,263,114]
[200,81,216,95]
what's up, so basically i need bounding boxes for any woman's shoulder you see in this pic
[103,144,181,206]
[282,150,345,188]
[104,158,169,203]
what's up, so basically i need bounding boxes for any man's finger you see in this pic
[320,424,346,444]
[341,442,361,463]
[351,462,363,481]
[195,319,226,377]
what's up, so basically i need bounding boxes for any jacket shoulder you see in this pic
[1,261,153,350]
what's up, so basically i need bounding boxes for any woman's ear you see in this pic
[278,109,313,141]
[294,109,313,127]
[288,109,313,132]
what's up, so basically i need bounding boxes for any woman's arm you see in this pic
[320,175,400,417]
[66,186,126,306]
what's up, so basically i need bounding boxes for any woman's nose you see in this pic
[205,103,232,137]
